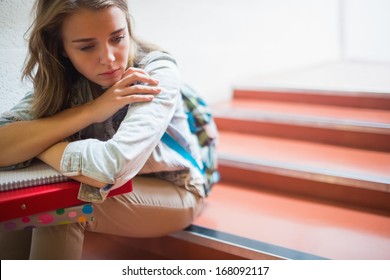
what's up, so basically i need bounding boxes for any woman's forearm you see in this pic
[37,142,107,188]
[0,103,94,167]
[0,68,160,168]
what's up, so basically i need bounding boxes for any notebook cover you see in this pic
[0,180,132,222]
[1,204,95,232]
[0,160,70,191]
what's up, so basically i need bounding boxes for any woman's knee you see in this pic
[87,176,204,238]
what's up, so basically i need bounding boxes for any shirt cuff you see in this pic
[77,183,113,203]
[60,140,87,176]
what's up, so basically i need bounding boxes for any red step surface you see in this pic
[233,88,390,110]
[193,181,390,260]
[217,131,390,213]
[214,99,390,151]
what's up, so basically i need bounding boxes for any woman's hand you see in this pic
[88,68,161,123]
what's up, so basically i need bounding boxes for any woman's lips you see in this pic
[99,68,121,78]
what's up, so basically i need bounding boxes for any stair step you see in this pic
[83,231,248,260]
[217,131,390,213]
[193,181,390,260]
[214,100,390,151]
[233,88,390,110]
[83,182,390,260]
[171,225,321,260]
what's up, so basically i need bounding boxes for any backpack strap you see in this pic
[161,132,204,175]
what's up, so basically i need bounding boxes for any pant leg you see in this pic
[0,229,32,260]
[29,222,86,260]
[87,176,204,238]
[27,176,203,259]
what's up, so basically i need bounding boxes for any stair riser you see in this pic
[83,232,250,260]
[215,118,390,152]
[234,89,390,110]
[122,234,251,260]
[218,164,390,214]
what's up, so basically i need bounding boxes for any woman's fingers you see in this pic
[103,67,162,106]
[118,69,159,88]
[116,86,161,103]
[121,84,162,96]
[126,94,155,102]
[122,67,147,77]
[113,69,162,99]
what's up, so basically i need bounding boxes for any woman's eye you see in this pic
[80,45,94,52]
[112,35,125,43]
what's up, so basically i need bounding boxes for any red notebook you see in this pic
[0,180,132,223]
[0,160,132,224]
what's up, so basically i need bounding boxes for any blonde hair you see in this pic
[23,0,158,118]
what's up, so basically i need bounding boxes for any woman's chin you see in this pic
[96,80,117,89]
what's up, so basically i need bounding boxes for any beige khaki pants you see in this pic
[0,176,204,260]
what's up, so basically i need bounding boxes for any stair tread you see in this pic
[214,100,390,128]
[218,131,390,185]
[232,75,390,110]
[194,181,390,259]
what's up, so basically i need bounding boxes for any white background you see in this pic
[0,0,389,112]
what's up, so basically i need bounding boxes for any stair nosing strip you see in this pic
[170,225,327,260]
[233,86,390,97]
[218,153,390,192]
[214,109,390,132]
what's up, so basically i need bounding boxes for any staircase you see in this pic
[183,87,390,260]
[216,88,390,212]
[83,86,390,260]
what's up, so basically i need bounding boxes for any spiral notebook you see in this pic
[0,160,133,230]
[0,160,69,192]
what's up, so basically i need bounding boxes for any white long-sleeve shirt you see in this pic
[0,51,205,201]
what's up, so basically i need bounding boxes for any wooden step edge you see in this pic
[233,88,390,110]
[83,231,248,260]
[213,110,390,134]
[218,154,389,191]
[218,155,390,214]
[215,117,390,152]
[82,232,169,260]
[170,225,327,260]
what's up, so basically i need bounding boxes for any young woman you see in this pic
[0,0,205,259]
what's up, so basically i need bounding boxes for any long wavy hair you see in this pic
[23,0,159,118]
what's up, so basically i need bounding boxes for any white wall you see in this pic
[0,0,389,114]
[342,0,390,62]
[0,0,32,112]
[130,0,340,104]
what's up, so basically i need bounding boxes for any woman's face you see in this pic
[62,6,130,88]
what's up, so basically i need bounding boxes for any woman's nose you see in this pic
[99,45,115,65]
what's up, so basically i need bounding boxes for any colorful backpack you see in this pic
[162,84,220,196]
